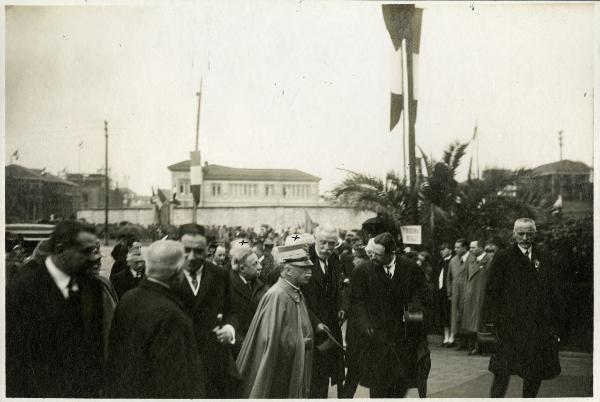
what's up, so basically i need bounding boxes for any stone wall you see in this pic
[77,208,156,225]
[78,205,374,231]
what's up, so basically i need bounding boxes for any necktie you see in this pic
[67,278,82,314]
[319,258,328,275]
[386,267,392,279]
[524,250,530,260]
[68,278,79,299]
[190,271,198,289]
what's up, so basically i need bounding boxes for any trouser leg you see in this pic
[393,381,410,398]
[370,382,408,398]
[309,371,330,398]
[522,379,542,398]
[491,373,510,397]
[341,366,359,398]
[335,381,345,399]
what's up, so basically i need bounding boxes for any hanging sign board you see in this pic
[400,225,422,245]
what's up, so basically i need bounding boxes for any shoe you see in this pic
[468,348,480,355]
[446,341,457,348]
[441,342,449,347]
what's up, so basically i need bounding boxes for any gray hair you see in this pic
[145,240,184,282]
[230,245,254,272]
[315,224,337,240]
[513,218,537,232]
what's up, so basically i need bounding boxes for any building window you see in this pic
[265,184,274,196]
[211,183,221,196]
[282,185,288,197]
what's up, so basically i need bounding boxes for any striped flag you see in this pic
[382,5,422,131]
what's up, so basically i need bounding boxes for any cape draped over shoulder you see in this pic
[235,278,313,398]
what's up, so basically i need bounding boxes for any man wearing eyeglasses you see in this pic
[176,223,238,398]
[483,218,564,398]
[7,221,106,397]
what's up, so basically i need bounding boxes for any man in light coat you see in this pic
[460,240,493,355]
[446,238,469,348]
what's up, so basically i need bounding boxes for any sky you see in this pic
[4,2,596,196]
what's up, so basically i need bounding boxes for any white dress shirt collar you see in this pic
[183,266,203,296]
[518,245,531,259]
[315,251,328,275]
[477,252,486,262]
[239,274,250,285]
[461,251,470,263]
[45,256,72,299]
[384,255,396,277]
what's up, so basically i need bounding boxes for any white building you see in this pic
[167,161,321,207]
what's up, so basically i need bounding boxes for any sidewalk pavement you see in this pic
[329,336,592,398]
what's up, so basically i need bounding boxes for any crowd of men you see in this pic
[6,217,563,398]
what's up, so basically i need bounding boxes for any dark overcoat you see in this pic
[179,261,239,398]
[229,270,268,355]
[301,244,348,389]
[460,253,492,333]
[482,244,564,380]
[433,256,452,328]
[350,255,429,390]
[259,250,278,286]
[111,268,144,299]
[6,260,105,397]
[104,280,206,398]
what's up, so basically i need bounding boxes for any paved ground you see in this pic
[329,336,593,398]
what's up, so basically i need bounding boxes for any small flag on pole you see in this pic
[304,210,317,234]
[12,150,19,161]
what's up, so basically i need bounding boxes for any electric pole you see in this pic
[104,120,109,246]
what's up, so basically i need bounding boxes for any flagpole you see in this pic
[191,79,203,224]
[402,36,418,224]
[476,123,480,180]
[401,38,410,183]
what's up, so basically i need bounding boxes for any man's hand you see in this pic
[316,323,330,334]
[213,324,235,344]
[337,310,347,322]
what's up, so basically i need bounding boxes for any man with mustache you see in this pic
[483,218,564,398]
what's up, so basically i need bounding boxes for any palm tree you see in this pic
[418,141,470,251]
[330,169,412,229]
